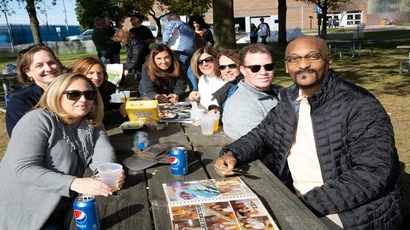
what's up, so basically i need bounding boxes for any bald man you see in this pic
[214,36,404,229]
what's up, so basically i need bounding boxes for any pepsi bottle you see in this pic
[73,194,100,230]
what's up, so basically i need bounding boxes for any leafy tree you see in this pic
[75,0,130,30]
[296,0,351,39]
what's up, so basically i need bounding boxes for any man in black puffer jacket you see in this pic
[215,36,404,229]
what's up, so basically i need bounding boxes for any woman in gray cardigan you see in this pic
[0,73,125,229]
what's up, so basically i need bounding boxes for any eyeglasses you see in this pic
[218,64,238,70]
[62,90,97,101]
[197,56,214,65]
[243,63,275,73]
[285,52,327,64]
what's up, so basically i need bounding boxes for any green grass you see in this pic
[0,30,409,203]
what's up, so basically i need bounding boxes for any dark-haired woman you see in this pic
[189,14,214,48]
[140,44,187,103]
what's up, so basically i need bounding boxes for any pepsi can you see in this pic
[73,194,100,230]
[170,147,188,175]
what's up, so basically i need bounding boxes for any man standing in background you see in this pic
[253,17,271,45]
[163,13,197,91]
[105,15,121,64]
[92,15,115,63]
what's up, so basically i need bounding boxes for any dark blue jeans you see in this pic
[174,51,198,92]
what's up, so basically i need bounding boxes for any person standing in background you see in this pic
[163,13,197,92]
[253,17,270,45]
[129,13,155,82]
[250,23,258,44]
[189,14,214,48]
[92,15,115,63]
[113,29,150,90]
[104,15,121,64]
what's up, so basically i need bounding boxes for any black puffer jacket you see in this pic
[221,69,404,229]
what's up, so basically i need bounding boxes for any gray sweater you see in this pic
[0,109,116,229]
[222,81,282,139]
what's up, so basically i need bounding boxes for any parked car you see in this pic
[65,29,93,47]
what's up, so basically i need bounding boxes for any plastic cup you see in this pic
[110,93,122,103]
[206,114,220,131]
[200,117,215,135]
[97,163,123,192]
[122,90,131,101]
[190,109,204,126]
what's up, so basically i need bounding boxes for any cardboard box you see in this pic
[126,100,159,123]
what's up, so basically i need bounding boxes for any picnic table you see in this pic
[326,40,374,58]
[396,45,410,75]
[70,122,327,230]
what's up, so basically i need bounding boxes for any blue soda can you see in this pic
[73,194,100,230]
[170,147,188,175]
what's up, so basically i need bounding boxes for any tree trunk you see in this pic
[277,0,287,46]
[320,0,328,39]
[212,0,236,50]
[26,0,42,44]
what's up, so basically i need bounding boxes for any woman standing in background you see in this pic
[189,14,215,48]
[250,23,258,44]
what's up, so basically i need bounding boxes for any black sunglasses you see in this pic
[197,56,214,65]
[18,43,47,56]
[218,64,238,70]
[243,63,275,73]
[62,90,97,101]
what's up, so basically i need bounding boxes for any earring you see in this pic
[90,105,95,112]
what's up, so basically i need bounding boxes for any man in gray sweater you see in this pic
[222,44,282,139]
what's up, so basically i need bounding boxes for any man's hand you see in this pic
[214,151,237,177]
[155,94,169,103]
[168,94,179,103]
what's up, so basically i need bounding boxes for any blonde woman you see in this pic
[0,73,125,229]
[189,46,225,108]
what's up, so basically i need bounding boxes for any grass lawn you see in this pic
[0,30,409,203]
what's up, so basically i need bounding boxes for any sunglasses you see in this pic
[243,63,275,73]
[18,43,47,56]
[197,56,214,65]
[218,64,238,70]
[62,90,97,101]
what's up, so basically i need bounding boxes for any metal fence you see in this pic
[0,24,82,46]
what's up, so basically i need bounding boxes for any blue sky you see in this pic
[1,0,79,26]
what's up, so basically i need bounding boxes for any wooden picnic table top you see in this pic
[71,123,327,230]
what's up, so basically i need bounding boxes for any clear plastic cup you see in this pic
[110,93,122,103]
[97,163,123,192]
[122,90,131,101]
[205,114,220,131]
[190,109,204,126]
[200,117,215,135]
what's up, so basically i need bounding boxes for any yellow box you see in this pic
[125,100,159,123]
